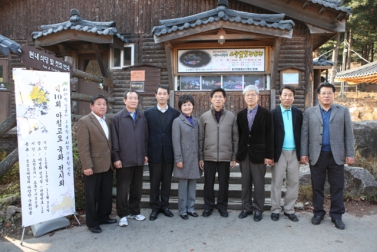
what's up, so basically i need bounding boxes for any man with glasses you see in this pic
[199,87,238,218]
[236,85,273,222]
[301,83,354,230]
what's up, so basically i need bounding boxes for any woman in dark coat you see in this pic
[172,95,202,220]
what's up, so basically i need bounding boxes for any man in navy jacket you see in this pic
[144,85,180,221]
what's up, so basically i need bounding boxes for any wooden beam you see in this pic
[58,44,68,58]
[286,0,291,3]
[0,114,16,138]
[72,68,102,83]
[304,29,314,108]
[92,43,107,78]
[71,92,115,103]
[0,148,18,178]
[271,38,282,90]
[164,42,175,91]
[238,0,347,33]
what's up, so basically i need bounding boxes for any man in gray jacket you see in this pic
[199,87,238,218]
[301,83,354,230]
[111,90,148,227]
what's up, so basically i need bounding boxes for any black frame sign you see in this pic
[21,45,72,73]
[177,48,265,73]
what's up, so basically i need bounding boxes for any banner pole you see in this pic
[73,212,82,226]
[20,226,26,245]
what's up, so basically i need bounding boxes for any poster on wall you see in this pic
[13,69,75,227]
[177,48,265,73]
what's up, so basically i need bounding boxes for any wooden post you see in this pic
[341,31,348,98]
[304,28,314,108]
[331,33,340,84]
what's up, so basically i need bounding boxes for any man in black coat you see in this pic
[144,85,180,221]
[270,85,303,222]
[237,85,274,222]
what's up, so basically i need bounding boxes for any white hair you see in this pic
[243,85,259,95]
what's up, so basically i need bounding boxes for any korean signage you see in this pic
[13,69,75,227]
[21,45,72,73]
[177,48,265,73]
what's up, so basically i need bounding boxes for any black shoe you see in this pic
[89,226,102,233]
[202,209,213,217]
[99,219,117,225]
[284,213,299,222]
[332,219,345,230]
[271,213,280,221]
[218,209,229,218]
[311,215,324,225]
[239,210,253,219]
[187,212,199,217]
[180,213,189,220]
[160,208,174,217]
[149,211,159,221]
[254,211,262,222]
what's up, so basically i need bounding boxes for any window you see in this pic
[110,44,134,69]
[0,59,9,83]
[176,74,270,91]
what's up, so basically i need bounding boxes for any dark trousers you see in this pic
[310,151,345,220]
[116,166,143,218]
[149,162,173,211]
[239,155,266,212]
[203,161,230,210]
[84,169,113,228]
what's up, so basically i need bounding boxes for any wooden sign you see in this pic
[130,70,145,81]
[21,45,72,73]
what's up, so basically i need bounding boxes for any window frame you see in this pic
[109,44,134,69]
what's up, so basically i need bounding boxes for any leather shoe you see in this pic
[180,213,189,220]
[311,215,324,225]
[187,212,198,217]
[254,211,262,222]
[149,211,158,221]
[332,219,345,230]
[89,226,102,233]
[99,219,117,225]
[202,209,213,217]
[239,210,253,219]
[160,208,174,217]
[218,208,228,217]
[284,213,299,222]
[271,213,280,221]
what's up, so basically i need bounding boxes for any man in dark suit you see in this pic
[301,82,355,230]
[270,85,303,222]
[144,85,180,221]
[237,85,273,222]
[77,95,116,234]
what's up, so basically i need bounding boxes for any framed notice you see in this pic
[177,48,265,73]
[131,81,144,92]
[280,68,301,87]
[131,70,145,81]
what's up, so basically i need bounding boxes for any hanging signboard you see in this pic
[177,48,265,73]
[20,45,72,73]
[13,69,75,227]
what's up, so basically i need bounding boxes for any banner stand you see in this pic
[20,213,81,245]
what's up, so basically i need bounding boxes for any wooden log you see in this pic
[0,148,18,178]
[72,68,102,83]
[0,114,16,138]
[71,92,115,103]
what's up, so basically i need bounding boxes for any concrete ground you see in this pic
[1,209,377,252]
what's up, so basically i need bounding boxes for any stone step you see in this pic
[142,170,273,184]
[140,182,286,198]
[138,195,282,211]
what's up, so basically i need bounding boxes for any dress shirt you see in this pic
[157,104,168,113]
[280,105,295,150]
[247,105,258,131]
[184,114,194,126]
[128,110,136,122]
[91,112,109,140]
[320,106,332,151]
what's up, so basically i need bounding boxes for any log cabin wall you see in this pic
[0,0,310,115]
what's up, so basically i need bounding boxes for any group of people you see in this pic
[77,82,354,234]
